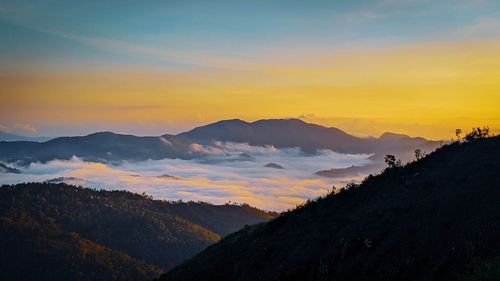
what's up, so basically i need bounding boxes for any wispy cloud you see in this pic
[0,123,10,132]
[14,123,37,134]
[458,17,500,38]
[377,0,430,7]
[5,22,265,71]
[0,122,37,134]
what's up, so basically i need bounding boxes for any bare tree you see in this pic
[455,129,462,141]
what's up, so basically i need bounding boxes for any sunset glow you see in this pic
[1,1,499,139]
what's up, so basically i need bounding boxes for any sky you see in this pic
[1,0,499,139]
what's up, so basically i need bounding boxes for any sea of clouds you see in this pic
[0,142,374,211]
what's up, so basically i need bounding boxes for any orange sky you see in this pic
[1,38,500,139]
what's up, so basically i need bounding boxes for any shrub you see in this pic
[384,155,402,169]
[465,127,491,142]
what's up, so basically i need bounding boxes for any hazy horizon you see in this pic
[0,116,496,141]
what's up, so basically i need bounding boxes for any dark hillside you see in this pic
[159,202,276,236]
[0,183,274,281]
[0,216,162,281]
[160,136,500,281]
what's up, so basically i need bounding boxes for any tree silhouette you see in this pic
[455,129,462,141]
[384,154,401,169]
[414,149,424,161]
[465,127,490,142]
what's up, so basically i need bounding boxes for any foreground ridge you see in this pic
[160,137,500,281]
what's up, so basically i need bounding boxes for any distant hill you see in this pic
[0,162,20,174]
[314,163,383,178]
[159,136,500,281]
[0,131,52,142]
[0,183,274,281]
[0,132,194,164]
[264,163,284,169]
[0,119,439,165]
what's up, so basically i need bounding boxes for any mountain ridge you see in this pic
[159,136,500,281]
[0,131,53,142]
[0,119,440,165]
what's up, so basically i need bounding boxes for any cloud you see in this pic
[13,123,37,134]
[3,22,265,71]
[378,0,430,6]
[1,144,374,211]
[0,122,38,134]
[159,137,173,146]
[336,9,387,25]
[458,18,500,38]
[0,123,11,132]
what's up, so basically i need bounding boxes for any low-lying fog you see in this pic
[0,142,374,211]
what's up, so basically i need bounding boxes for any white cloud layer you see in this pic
[0,142,373,211]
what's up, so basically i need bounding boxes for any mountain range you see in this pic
[0,131,52,142]
[0,119,440,166]
[159,136,500,281]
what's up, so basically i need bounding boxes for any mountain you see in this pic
[179,119,370,153]
[0,162,21,174]
[264,163,284,169]
[179,119,439,159]
[159,136,500,281]
[0,183,274,281]
[0,132,194,164]
[0,131,52,142]
[314,163,383,178]
[0,119,439,165]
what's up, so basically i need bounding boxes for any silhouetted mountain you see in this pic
[157,173,179,179]
[0,119,439,165]
[179,119,367,153]
[264,163,284,169]
[0,183,274,281]
[0,131,52,142]
[0,162,20,173]
[0,132,194,164]
[179,119,439,159]
[159,136,500,281]
[315,163,383,178]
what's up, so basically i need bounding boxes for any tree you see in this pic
[385,155,402,169]
[455,129,462,141]
[465,127,490,142]
[414,149,424,161]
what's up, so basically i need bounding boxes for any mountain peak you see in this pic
[87,131,117,137]
[251,118,307,125]
[210,119,249,126]
[378,132,411,139]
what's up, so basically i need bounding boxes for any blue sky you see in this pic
[1,0,499,70]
